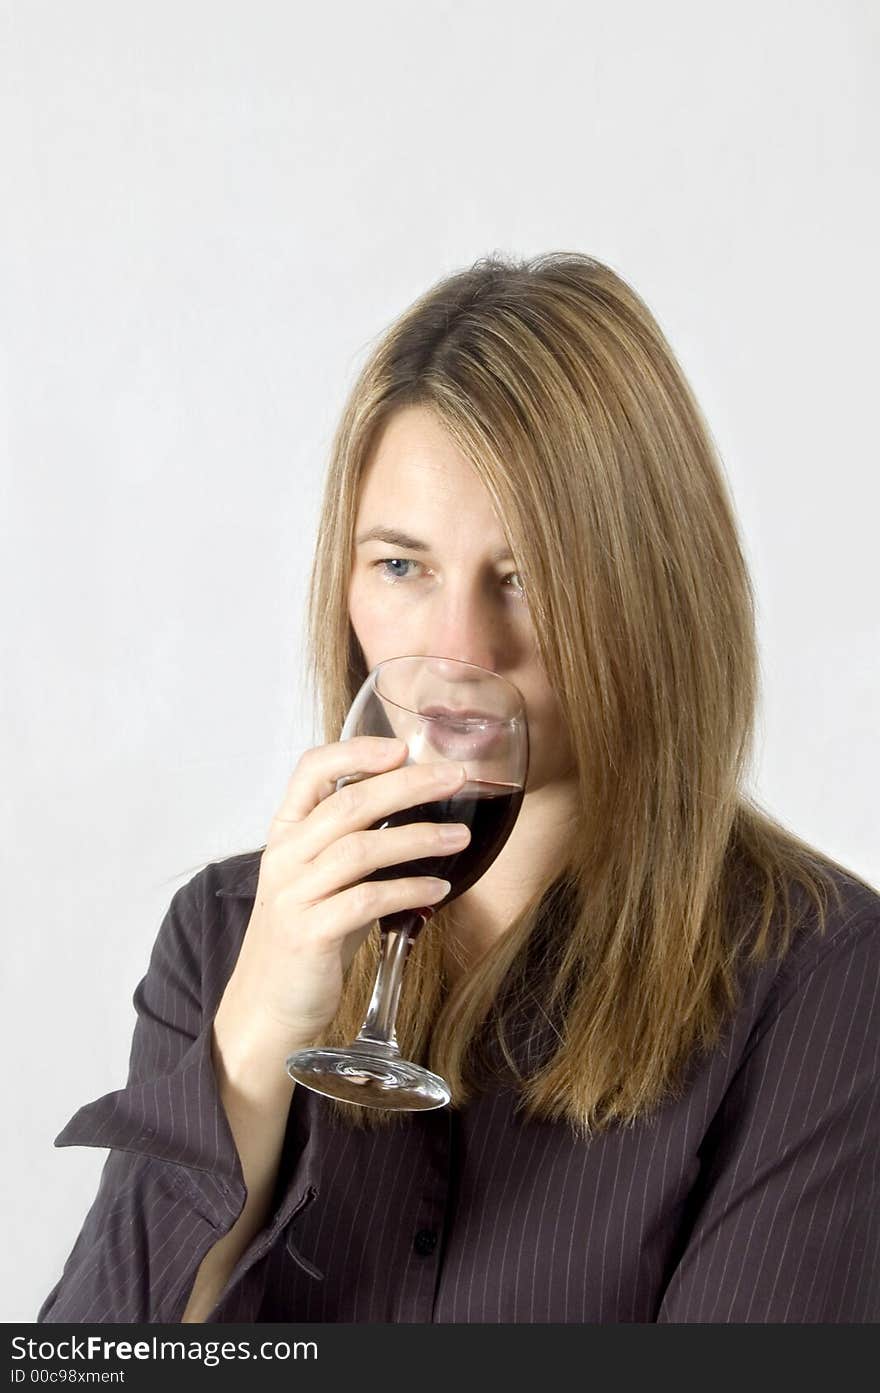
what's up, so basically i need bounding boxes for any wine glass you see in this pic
[285,655,529,1110]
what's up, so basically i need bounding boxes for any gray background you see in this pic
[2,0,877,1322]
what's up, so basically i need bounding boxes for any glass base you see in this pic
[285,1041,451,1111]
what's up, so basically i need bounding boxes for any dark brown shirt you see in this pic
[38,851,880,1323]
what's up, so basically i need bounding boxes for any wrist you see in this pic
[212,987,314,1105]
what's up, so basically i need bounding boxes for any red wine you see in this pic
[364,779,525,936]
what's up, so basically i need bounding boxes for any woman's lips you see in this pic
[419,705,506,759]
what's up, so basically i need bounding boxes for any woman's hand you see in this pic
[216,737,470,1055]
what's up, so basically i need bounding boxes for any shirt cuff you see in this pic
[53,1017,247,1230]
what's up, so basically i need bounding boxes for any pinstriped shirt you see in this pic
[38,851,880,1324]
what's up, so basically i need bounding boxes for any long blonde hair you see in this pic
[277,253,867,1133]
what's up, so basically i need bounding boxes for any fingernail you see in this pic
[435,762,465,783]
[438,824,470,846]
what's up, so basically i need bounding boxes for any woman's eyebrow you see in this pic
[355,525,513,562]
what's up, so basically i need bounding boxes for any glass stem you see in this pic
[353,920,419,1054]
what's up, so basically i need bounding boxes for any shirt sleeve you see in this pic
[37,870,250,1324]
[657,904,880,1323]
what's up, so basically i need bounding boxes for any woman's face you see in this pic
[348,404,574,794]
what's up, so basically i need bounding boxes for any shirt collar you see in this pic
[214,849,263,900]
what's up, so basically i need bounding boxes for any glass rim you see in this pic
[369,654,527,725]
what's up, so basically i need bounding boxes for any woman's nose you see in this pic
[423,594,503,675]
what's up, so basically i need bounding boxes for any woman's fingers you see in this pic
[293,757,467,863]
[299,873,453,947]
[270,736,408,827]
[299,819,471,903]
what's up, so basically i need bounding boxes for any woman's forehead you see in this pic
[358,414,496,511]
[365,405,466,477]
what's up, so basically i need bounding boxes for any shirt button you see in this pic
[413,1228,438,1257]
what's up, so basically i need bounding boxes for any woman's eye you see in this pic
[373,558,523,596]
[375,558,420,581]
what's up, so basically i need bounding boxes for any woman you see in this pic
[39,252,879,1324]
